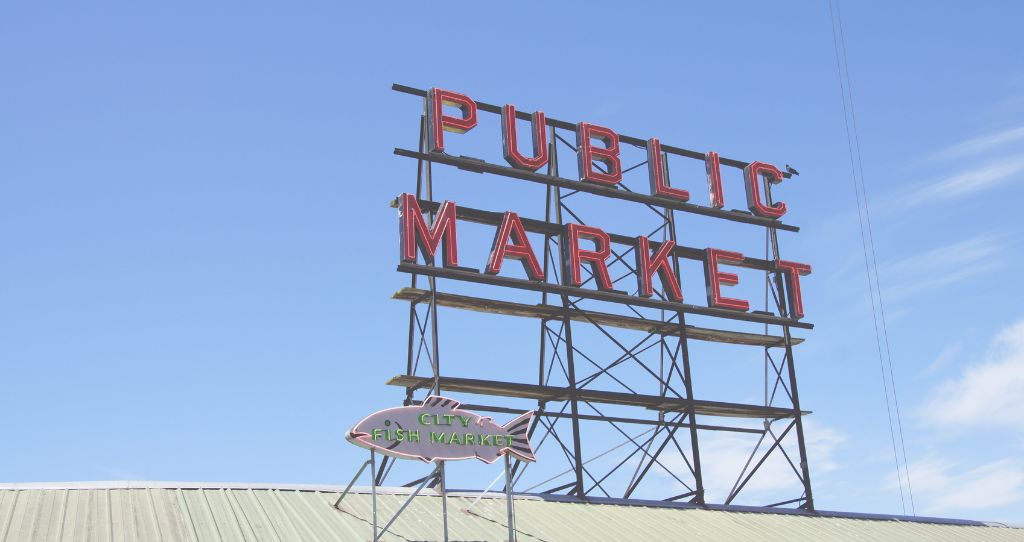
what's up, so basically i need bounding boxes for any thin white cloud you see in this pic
[890,455,1024,513]
[923,341,963,375]
[921,320,1024,430]
[878,233,1005,300]
[907,155,1024,205]
[932,125,1024,159]
[896,123,1024,208]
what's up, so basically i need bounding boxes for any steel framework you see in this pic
[376,84,815,510]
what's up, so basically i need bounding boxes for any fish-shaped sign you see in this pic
[347,396,536,464]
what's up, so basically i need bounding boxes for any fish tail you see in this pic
[501,411,535,462]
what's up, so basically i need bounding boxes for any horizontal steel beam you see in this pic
[392,287,803,347]
[397,262,814,330]
[395,148,799,232]
[410,399,765,435]
[390,375,806,419]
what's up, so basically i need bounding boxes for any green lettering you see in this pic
[506,436,514,446]
[431,432,445,444]
[480,434,492,446]
[371,429,384,441]
[408,430,420,443]
[448,432,462,445]
[419,413,431,426]
[444,414,456,425]
[458,416,471,428]
[493,435,504,446]
[465,434,475,445]
[396,430,406,442]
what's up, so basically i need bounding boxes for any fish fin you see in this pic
[501,410,536,462]
[346,430,368,443]
[477,416,493,426]
[422,395,460,409]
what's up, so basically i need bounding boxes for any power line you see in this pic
[827,0,916,515]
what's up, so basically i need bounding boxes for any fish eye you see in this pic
[384,420,391,426]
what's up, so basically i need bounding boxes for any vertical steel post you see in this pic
[662,153,705,504]
[418,95,442,399]
[426,148,442,397]
[537,128,557,390]
[404,115,428,407]
[371,449,378,540]
[550,134,585,496]
[514,128,561,487]
[505,454,517,542]
[440,461,450,542]
[765,182,814,510]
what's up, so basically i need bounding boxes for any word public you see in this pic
[427,87,790,218]
[405,88,813,319]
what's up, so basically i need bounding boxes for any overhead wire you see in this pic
[826,0,916,515]
[832,1,916,516]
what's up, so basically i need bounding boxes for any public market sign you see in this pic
[348,396,536,463]
[397,87,813,322]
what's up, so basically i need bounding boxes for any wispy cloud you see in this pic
[896,122,1024,208]
[889,455,1024,514]
[878,233,1006,300]
[891,319,1024,521]
[921,319,1024,430]
[923,341,964,375]
[907,155,1024,206]
[930,125,1024,159]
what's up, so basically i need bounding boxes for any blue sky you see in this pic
[3,0,1024,524]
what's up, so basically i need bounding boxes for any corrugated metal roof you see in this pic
[0,482,1020,541]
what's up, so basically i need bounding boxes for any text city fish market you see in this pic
[398,89,814,319]
[368,414,519,447]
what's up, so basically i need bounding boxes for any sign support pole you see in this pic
[374,469,434,542]
[440,461,450,542]
[504,454,517,542]
[332,451,378,537]
[370,449,378,540]
[765,182,814,510]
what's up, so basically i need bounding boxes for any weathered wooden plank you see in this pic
[387,375,805,419]
[398,263,814,329]
[392,288,803,347]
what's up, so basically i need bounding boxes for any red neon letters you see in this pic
[576,123,622,186]
[777,260,812,319]
[399,193,459,267]
[427,88,477,154]
[501,105,548,171]
[425,89,794,214]
[635,236,682,302]
[744,162,787,218]
[486,212,544,280]
[394,198,811,318]
[400,88,813,319]
[647,138,689,202]
[704,248,750,311]
[565,223,614,290]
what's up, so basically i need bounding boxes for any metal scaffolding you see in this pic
[379,84,815,511]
